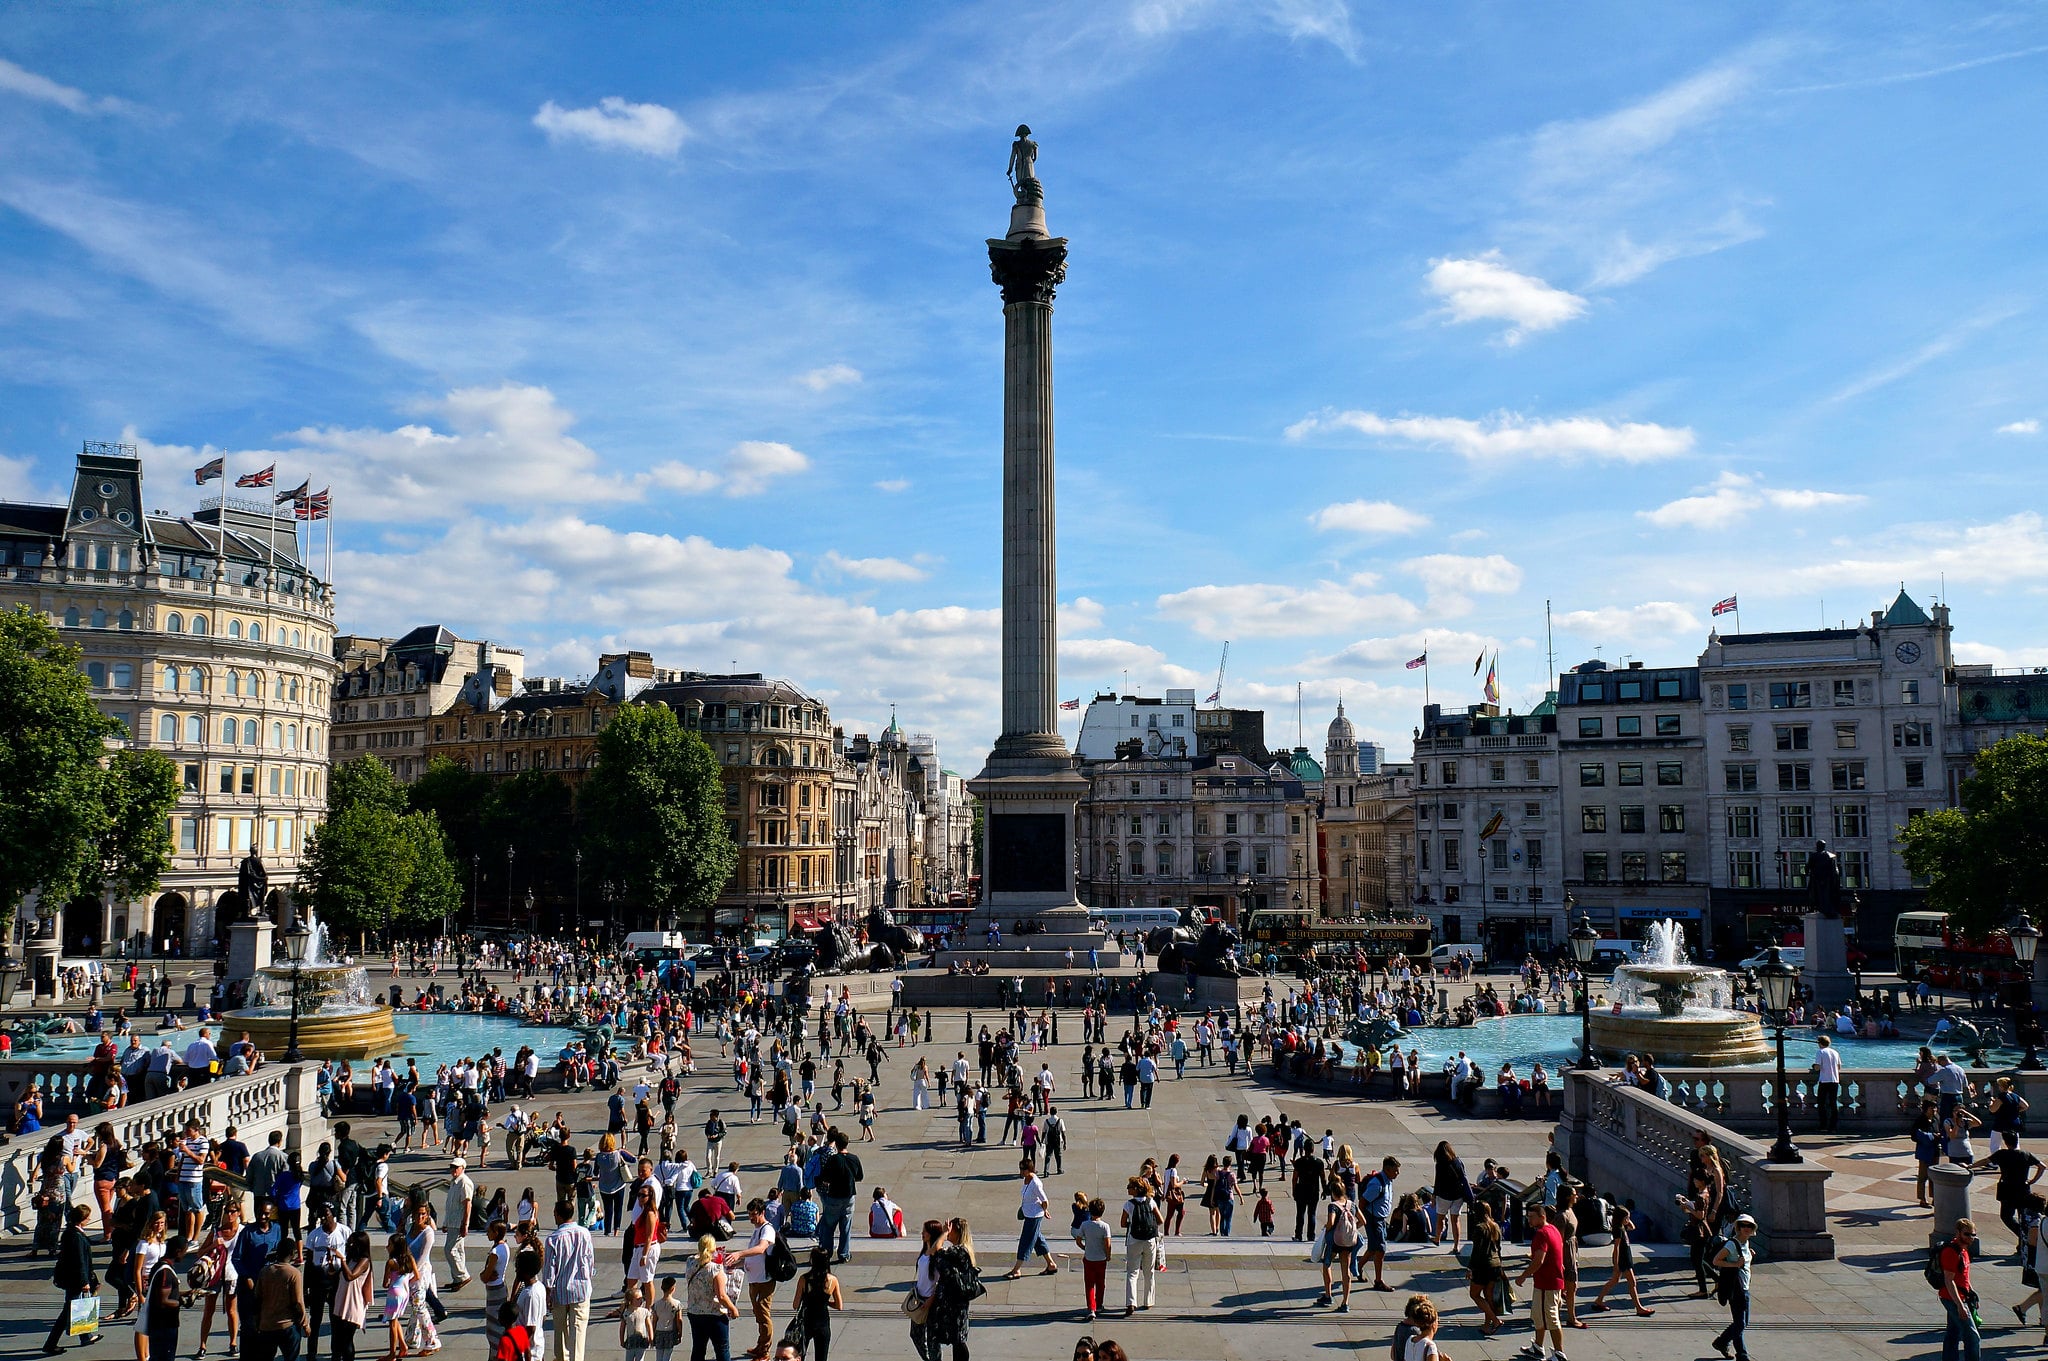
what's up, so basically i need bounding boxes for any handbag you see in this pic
[902,1288,934,1324]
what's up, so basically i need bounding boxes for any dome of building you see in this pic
[1327,698,1357,747]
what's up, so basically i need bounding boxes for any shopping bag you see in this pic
[69,1291,101,1337]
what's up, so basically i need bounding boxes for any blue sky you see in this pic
[4,2,2047,768]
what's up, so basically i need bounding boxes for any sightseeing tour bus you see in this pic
[1893,910,2025,985]
[1240,908,1434,970]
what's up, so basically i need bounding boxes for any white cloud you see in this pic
[719,441,810,496]
[1156,576,1422,639]
[1639,471,1863,530]
[874,478,911,494]
[1286,409,1692,463]
[1998,419,2041,436]
[1302,630,1494,674]
[1527,60,1759,186]
[645,462,723,495]
[1828,306,2020,404]
[1309,499,1430,537]
[1424,252,1586,344]
[1784,513,2048,591]
[0,56,121,114]
[1553,601,1703,640]
[797,364,862,392]
[1127,0,1359,60]
[533,97,688,158]
[1586,211,1767,289]
[1401,553,1523,614]
[818,549,928,583]
[0,452,63,504]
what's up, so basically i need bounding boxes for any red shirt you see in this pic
[1940,1241,1972,1302]
[1530,1223,1566,1291]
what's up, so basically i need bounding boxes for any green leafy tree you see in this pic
[397,811,462,928]
[485,769,577,911]
[0,607,177,940]
[330,753,406,818]
[303,756,462,943]
[578,703,736,928]
[1899,733,2048,938]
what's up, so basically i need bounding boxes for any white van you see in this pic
[623,930,690,952]
[1738,946,1805,972]
[1430,943,1486,968]
[1090,908,1181,936]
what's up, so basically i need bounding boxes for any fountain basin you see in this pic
[1587,1007,1772,1068]
[219,1004,400,1060]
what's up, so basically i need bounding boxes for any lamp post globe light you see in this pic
[1568,904,1601,1070]
[1754,944,1802,1163]
[2011,915,2043,1070]
[282,915,312,1063]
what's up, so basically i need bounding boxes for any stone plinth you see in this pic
[1804,911,1853,1008]
[1926,1163,1974,1249]
[227,919,274,984]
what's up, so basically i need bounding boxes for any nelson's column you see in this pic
[962,126,1107,957]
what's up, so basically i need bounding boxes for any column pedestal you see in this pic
[1804,911,1852,1008]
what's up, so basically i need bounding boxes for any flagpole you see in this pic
[1423,638,1431,713]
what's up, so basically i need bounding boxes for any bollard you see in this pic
[966,1012,973,1042]
[183,982,197,1009]
[1927,1163,1974,1250]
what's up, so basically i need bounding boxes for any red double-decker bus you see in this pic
[1894,910,2025,986]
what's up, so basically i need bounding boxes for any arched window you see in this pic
[292,628,302,648]
[86,662,106,687]
[289,678,299,701]
[288,723,299,750]
[273,674,284,700]
[249,622,262,643]
[162,664,181,692]
[185,715,203,745]
[534,749,548,769]
[117,609,133,630]
[158,714,176,743]
[91,608,108,628]
[223,717,238,744]
[242,719,257,746]
[227,671,241,697]
[190,615,207,637]
[227,619,242,639]
[92,544,110,570]
[188,666,206,692]
[63,607,80,627]
[111,663,132,688]
[271,722,284,748]
[166,612,184,633]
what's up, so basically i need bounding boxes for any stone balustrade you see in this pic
[1557,1069,1833,1260]
[0,1062,326,1232]
[1651,1065,2048,1138]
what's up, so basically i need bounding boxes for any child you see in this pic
[619,1280,655,1361]
[1397,1294,1449,1361]
[651,1275,683,1361]
[1071,1197,1113,1322]
[1253,1188,1276,1237]
[1587,1199,1656,1317]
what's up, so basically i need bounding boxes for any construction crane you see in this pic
[1207,641,1229,705]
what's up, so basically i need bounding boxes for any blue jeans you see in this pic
[1016,1214,1049,1263]
[1714,1286,1751,1361]
[819,1194,853,1260]
[1942,1296,1981,1361]
[1123,1083,1136,1108]
[1218,1199,1235,1236]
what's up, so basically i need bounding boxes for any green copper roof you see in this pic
[1288,747,1324,781]
[1884,590,1931,627]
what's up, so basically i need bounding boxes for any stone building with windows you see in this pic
[0,443,336,957]
[332,626,523,782]
[1319,701,1414,915]
[1556,661,1711,947]
[1409,700,1562,959]
[1948,665,2048,787]
[1697,591,1956,957]
[1077,749,1316,922]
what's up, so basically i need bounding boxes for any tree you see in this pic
[578,703,736,928]
[303,756,461,943]
[484,769,577,914]
[0,606,177,941]
[1899,734,2048,938]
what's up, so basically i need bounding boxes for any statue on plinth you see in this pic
[238,852,269,917]
[1006,124,1042,204]
[1807,839,1843,920]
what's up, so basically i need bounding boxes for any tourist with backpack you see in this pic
[1118,1177,1161,1315]
[1316,1184,1359,1312]
[1708,1213,1757,1361]
[1932,1217,1981,1361]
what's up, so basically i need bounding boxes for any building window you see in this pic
[1615,715,1642,737]
[1659,804,1686,833]
[1660,851,1687,882]
[1440,839,1460,871]
[1524,801,1542,819]
[1774,724,1810,751]
[1490,759,1507,781]
[1726,725,1750,753]
[1902,678,1921,705]
[1728,683,1748,710]
[1905,760,1926,788]
[1831,761,1866,791]
[1619,763,1644,786]
[1833,722,1858,749]
[1656,678,1681,699]
[1440,762,1457,784]
[157,713,176,743]
[186,715,203,744]
[1619,805,1645,833]
[1524,759,1540,779]
[1581,682,1605,701]
[1579,763,1605,787]
[1779,803,1814,839]
[1833,803,1869,839]
[1524,837,1544,869]
[1582,852,1608,883]
[190,616,207,637]
[1769,681,1811,709]
[1581,806,1606,833]
[1440,802,1458,820]
[1893,722,1933,748]
[1730,849,1761,887]
[1492,886,1509,902]
[1841,848,1872,887]
[1617,680,1642,701]
[1782,848,1810,889]
[1727,804,1758,839]
[1725,761,1760,793]
[1621,852,1647,883]
[1656,762,1683,786]
[240,765,256,795]
[1833,678,1856,706]
[1578,718,1602,738]
[1776,762,1812,791]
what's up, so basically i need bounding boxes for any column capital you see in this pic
[988,237,1068,306]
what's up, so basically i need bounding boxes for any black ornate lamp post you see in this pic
[574,849,583,938]
[1569,904,1600,1070]
[282,914,311,1063]
[1755,944,1802,1163]
[2011,915,2042,1070]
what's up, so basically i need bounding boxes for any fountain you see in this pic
[221,913,400,1059]
[1586,920,1771,1068]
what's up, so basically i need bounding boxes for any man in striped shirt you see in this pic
[174,1118,211,1240]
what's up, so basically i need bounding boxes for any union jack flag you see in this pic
[1404,653,1427,670]
[1712,595,1738,617]
[236,464,275,488]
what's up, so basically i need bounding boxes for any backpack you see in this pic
[1331,1203,1359,1249]
[1712,1238,1742,1304]
[1924,1236,1960,1292]
[1128,1197,1161,1241]
[1390,1319,1415,1361]
[766,1231,799,1283]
